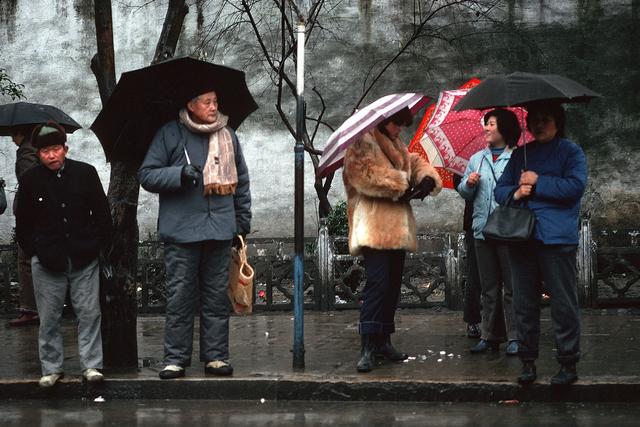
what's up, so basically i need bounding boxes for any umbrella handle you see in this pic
[183,145,198,187]
[183,145,192,165]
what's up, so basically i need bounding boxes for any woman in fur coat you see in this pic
[343,107,442,372]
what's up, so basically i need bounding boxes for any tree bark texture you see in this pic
[92,0,139,368]
[153,0,189,63]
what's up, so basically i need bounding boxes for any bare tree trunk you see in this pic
[153,0,189,63]
[91,0,189,367]
[91,0,139,367]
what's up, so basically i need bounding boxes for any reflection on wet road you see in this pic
[1,400,639,427]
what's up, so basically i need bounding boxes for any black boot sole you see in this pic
[517,374,537,384]
[550,375,578,385]
[205,366,234,376]
[159,369,185,380]
[357,364,373,373]
[374,352,408,361]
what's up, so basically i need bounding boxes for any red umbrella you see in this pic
[409,81,532,178]
[318,92,430,178]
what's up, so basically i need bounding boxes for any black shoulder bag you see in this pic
[481,151,535,242]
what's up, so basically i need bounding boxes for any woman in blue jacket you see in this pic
[494,102,587,386]
[458,109,521,356]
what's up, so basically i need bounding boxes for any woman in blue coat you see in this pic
[458,109,521,356]
[494,102,587,386]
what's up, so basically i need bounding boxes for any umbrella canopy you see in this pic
[0,102,82,136]
[90,57,258,167]
[317,92,430,178]
[415,88,532,176]
[454,72,602,111]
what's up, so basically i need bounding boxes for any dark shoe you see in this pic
[159,365,185,379]
[205,360,234,376]
[505,340,519,356]
[357,334,376,373]
[374,334,408,361]
[470,339,499,353]
[517,361,537,384]
[9,311,39,327]
[550,364,578,385]
[466,323,481,339]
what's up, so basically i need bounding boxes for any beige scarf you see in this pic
[179,108,237,196]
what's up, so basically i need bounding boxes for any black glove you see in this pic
[399,185,416,202]
[181,164,201,187]
[413,176,436,200]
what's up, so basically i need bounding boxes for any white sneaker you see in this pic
[39,373,63,388]
[159,364,185,379]
[83,368,104,383]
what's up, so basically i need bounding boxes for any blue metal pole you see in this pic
[293,21,305,370]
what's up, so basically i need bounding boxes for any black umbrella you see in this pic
[454,72,602,111]
[0,102,82,136]
[90,57,258,167]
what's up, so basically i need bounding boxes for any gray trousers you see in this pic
[163,240,232,366]
[510,241,581,364]
[32,257,102,375]
[474,239,516,342]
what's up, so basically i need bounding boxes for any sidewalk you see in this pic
[1,308,639,402]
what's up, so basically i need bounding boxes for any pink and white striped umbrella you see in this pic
[317,92,430,178]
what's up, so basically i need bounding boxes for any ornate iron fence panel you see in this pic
[326,231,463,310]
[2,220,638,315]
[592,229,640,306]
[0,244,17,315]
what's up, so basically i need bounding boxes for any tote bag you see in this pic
[228,235,254,314]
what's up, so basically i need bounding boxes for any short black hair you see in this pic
[483,108,522,148]
[377,107,413,137]
[525,102,566,138]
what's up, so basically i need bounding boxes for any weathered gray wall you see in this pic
[0,0,637,243]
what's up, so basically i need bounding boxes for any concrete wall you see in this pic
[0,0,638,243]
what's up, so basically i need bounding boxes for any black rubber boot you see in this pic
[550,363,578,385]
[357,334,376,373]
[517,361,537,384]
[374,334,408,361]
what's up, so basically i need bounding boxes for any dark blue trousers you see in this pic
[510,241,581,364]
[359,247,406,335]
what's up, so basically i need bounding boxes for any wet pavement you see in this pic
[1,308,639,402]
[2,400,640,426]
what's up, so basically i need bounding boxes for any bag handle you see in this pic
[504,186,529,208]
[235,235,248,264]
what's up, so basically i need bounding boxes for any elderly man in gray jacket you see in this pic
[138,90,251,379]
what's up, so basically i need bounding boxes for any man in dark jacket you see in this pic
[138,90,251,379]
[8,124,40,326]
[16,122,112,388]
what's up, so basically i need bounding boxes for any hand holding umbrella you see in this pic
[181,164,201,187]
[399,176,437,202]
[466,172,481,188]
